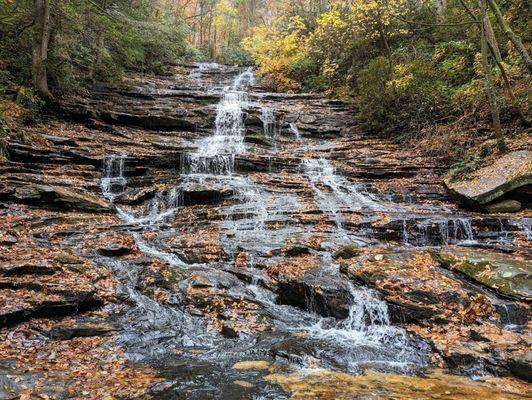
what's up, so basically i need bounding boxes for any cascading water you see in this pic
[185,67,254,175]
[261,107,277,138]
[289,122,301,139]
[303,283,424,372]
[101,155,126,201]
[97,65,438,393]
[301,158,381,234]
[402,217,476,246]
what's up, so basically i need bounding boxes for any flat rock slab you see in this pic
[445,150,532,206]
[434,246,532,301]
[1,183,112,213]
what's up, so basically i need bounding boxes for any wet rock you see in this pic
[220,323,239,339]
[434,246,532,301]
[283,245,311,257]
[438,343,504,377]
[42,134,78,146]
[98,242,133,257]
[483,199,522,213]
[445,150,532,208]
[340,250,492,324]
[0,262,56,277]
[0,292,103,328]
[276,271,351,319]
[3,184,112,212]
[0,232,17,246]
[495,303,528,326]
[509,351,532,383]
[244,133,274,148]
[186,269,242,290]
[332,245,359,260]
[44,323,116,340]
[55,251,85,266]
[115,187,157,205]
[181,187,233,206]
[265,368,528,400]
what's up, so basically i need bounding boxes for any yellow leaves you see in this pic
[371,212,389,227]
[243,16,309,92]
[316,9,348,31]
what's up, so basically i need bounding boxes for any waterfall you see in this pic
[309,284,396,342]
[261,107,277,138]
[289,122,301,139]
[185,67,255,175]
[117,187,182,225]
[97,65,432,380]
[101,155,126,201]
[301,158,381,232]
[302,282,422,372]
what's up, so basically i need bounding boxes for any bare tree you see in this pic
[478,0,506,151]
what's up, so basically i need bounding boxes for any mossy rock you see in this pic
[434,247,532,301]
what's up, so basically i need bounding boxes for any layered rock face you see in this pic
[0,64,530,399]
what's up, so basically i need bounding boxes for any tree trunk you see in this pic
[94,30,105,81]
[486,0,532,74]
[479,0,506,152]
[458,0,528,125]
[32,0,52,101]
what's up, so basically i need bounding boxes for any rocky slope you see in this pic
[0,64,530,399]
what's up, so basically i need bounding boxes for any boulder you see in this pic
[340,250,495,324]
[444,150,532,208]
[434,246,532,301]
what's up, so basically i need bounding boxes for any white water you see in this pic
[305,283,414,368]
[117,187,182,225]
[185,67,255,175]
[301,158,381,233]
[289,122,301,139]
[403,217,476,246]
[101,155,126,201]
[261,107,277,138]
[97,68,430,373]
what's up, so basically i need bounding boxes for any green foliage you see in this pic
[358,53,456,136]
[215,44,252,65]
[15,87,45,124]
[0,0,198,95]
[244,0,530,153]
